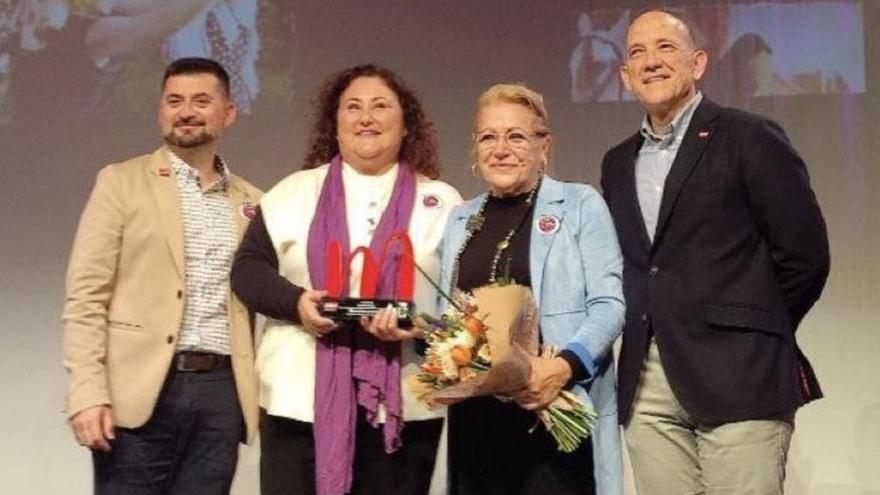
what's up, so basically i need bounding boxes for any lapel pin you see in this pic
[422,194,441,209]
[159,166,171,177]
[238,201,257,220]
[537,214,561,235]
[240,202,257,220]
[698,130,710,138]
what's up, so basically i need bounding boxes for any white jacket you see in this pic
[258,163,462,422]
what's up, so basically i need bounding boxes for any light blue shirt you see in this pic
[635,92,702,241]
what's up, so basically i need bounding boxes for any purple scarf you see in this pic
[307,155,416,495]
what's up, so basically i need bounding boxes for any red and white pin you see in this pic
[422,194,441,209]
[240,202,257,220]
[698,130,710,138]
[537,214,560,235]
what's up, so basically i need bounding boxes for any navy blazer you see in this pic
[601,98,829,425]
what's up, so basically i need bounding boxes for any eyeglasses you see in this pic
[474,128,548,151]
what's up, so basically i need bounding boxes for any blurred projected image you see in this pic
[569,9,629,102]
[1,0,294,125]
[569,1,866,105]
[712,2,865,104]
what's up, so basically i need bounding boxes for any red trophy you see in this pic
[319,231,416,327]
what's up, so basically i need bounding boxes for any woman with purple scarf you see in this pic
[231,64,462,495]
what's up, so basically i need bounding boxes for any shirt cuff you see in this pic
[559,349,591,389]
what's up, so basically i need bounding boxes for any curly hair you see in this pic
[302,64,440,179]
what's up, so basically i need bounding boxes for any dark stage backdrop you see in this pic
[0,1,877,493]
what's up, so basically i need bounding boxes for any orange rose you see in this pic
[422,360,443,376]
[451,346,472,366]
[463,316,485,337]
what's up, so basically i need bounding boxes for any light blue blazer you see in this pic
[438,176,625,495]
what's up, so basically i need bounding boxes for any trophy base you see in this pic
[319,298,415,327]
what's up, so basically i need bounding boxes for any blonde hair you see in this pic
[475,83,550,135]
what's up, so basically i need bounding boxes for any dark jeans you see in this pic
[449,396,595,495]
[260,409,443,495]
[93,366,244,495]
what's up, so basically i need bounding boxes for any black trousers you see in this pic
[93,366,244,495]
[449,396,595,495]
[260,409,443,495]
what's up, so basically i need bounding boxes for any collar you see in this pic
[456,175,564,222]
[167,149,231,192]
[639,91,703,148]
[341,160,399,187]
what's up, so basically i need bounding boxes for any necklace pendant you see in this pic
[497,239,509,250]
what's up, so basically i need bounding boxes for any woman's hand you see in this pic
[513,356,572,411]
[360,305,422,342]
[297,289,339,337]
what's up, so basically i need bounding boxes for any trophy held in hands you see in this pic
[319,231,416,327]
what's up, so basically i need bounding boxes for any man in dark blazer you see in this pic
[600,10,829,495]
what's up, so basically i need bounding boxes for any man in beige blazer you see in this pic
[63,57,260,495]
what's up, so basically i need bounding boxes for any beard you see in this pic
[163,124,216,148]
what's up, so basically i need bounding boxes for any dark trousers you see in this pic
[449,396,595,495]
[93,366,244,495]
[260,408,443,495]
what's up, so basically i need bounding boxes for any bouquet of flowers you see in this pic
[412,283,597,453]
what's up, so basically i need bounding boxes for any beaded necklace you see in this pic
[450,179,541,290]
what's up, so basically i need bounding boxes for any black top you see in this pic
[456,192,535,292]
[231,207,304,324]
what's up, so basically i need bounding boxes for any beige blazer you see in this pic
[63,147,261,443]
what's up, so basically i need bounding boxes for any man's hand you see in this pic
[513,357,573,411]
[360,305,422,342]
[71,405,115,452]
[297,289,339,337]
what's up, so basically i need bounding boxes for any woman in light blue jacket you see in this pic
[438,83,625,495]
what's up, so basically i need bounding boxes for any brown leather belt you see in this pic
[173,351,231,372]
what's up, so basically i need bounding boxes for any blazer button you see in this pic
[177,290,183,299]
[649,266,659,276]
[640,313,649,324]
[167,335,174,344]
